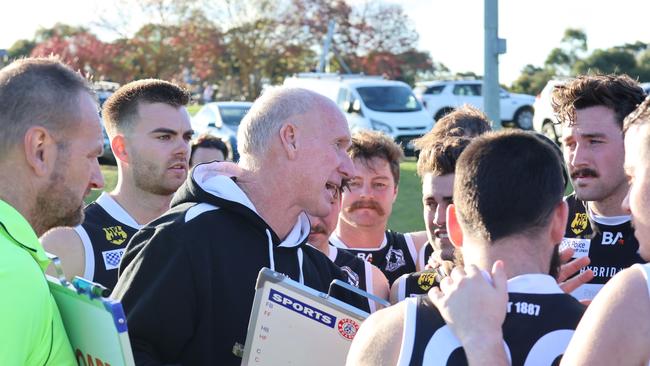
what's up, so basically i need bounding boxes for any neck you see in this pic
[588,181,630,217]
[335,218,386,248]
[0,164,42,235]
[237,169,302,240]
[112,168,174,225]
[461,235,552,280]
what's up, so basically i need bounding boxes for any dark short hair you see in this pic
[348,130,404,185]
[427,105,492,141]
[102,79,190,136]
[0,57,93,158]
[416,136,471,177]
[552,74,646,129]
[454,130,565,242]
[190,134,229,164]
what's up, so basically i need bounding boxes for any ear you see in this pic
[111,134,129,163]
[447,204,464,248]
[23,126,57,177]
[550,200,569,244]
[279,123,299,160]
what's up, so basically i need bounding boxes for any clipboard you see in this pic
[46,254,134,366]
[241,268,370,366]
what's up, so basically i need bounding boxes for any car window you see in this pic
[453,84,480,96]
[194,107,216,129]
[356,86,422,112]
[426,86,445,95]
[217,106,251,126]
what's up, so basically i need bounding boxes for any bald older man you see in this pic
[112,87,361,365]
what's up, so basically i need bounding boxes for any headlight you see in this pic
[370,119,393,133]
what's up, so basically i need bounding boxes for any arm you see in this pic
[561,266,650,365]
[346,302,406,366]
[112,229,197,365]
[428,262,509,366]
[389,274,407,304]
[408,230,428,255]
[370,265,389,309]
[40,227,85,280]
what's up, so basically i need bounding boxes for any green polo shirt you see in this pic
[0,200,75,365]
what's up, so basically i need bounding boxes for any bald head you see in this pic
[237,87,340,166]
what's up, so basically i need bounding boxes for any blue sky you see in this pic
[2,0,648,85]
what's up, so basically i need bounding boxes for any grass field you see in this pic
[93,160,425,232]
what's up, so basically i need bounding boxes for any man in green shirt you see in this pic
[0,58,105,364]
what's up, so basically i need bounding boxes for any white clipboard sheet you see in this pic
[47,275,135,366]
[241,268,369,366]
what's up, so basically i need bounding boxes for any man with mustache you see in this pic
[347,130,585,366]
[42,79,193,291]
[331,130,426,285]
[554,74,646,300]
[307,185,389,312]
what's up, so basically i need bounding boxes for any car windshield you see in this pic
[218,106,251,126]
[356,86,422,112]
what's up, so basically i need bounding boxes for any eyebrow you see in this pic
[150,128,195,136]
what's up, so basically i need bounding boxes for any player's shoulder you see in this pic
[40,226,83,249]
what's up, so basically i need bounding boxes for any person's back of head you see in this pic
[552,74,646,128]
[348,130,404,186]
[454,130,565,242]
[102,78,190,137]
[429,105,492,141]
[0,57,93,161]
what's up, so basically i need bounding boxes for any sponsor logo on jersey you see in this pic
[385,248,406,272]
[102,225,128,245]
[356,252,373,263]
[582,265,624,279]
[337,318,360,341]
[269,289,335,328]
[417,272,438,291]
[102,248,125,270]
[559,238,590,259]
[341,266,360,287]
[601,231,624,245]
[570,212,589,235]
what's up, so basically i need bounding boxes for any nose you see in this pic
[338,152,354,179]
[622,187,631,214]
[569,142,589,168]
[433,203,446,227]
[91,159,105,190]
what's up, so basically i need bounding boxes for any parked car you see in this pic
[191,101,253,161]
[532,79,567,145]
[94,81,120,165]
[414,80,536,129]
[284,73,433,154]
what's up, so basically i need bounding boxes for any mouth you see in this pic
[168,162,188,172]
[434,229,448,239]
[570,168,598,180]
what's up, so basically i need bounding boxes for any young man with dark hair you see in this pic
[0,57,104,364]
[428,104,492,140]
[390,136,471,302]
[190,133,230,166]
[423,96,650,366]
[347,130,585,366]
[553,74,647,300]
[42,79,193,291]
[331,130,427,285]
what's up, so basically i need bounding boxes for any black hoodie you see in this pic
[112,166,366,365]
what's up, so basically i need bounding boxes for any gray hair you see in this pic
[237,87,329,167]
[0,57,93,159]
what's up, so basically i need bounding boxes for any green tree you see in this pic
[510,64,555,95]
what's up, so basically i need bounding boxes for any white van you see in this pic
[283,73,433,153]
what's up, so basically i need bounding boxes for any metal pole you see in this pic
[318,20,336,73]
[484,0,504,129]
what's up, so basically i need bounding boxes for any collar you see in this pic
[507,273,564,294]
[0,200,50,272]
[586,202,631,226]
[96,192,142,229]
[329,231,388,250]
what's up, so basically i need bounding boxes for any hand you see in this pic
[557,247,594,294]
[429,261,508,346]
